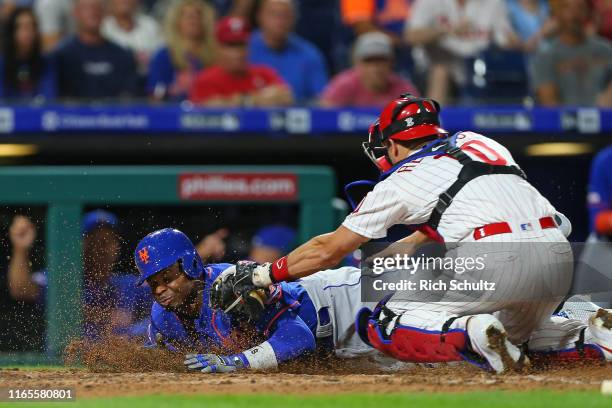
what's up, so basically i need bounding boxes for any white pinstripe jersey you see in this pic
[342,131,558,242]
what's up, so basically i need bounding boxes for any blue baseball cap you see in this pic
[251,225,296,253]
[82,210,119,235]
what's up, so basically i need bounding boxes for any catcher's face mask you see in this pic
[362,121,393,172]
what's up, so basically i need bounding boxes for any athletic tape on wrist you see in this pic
[243,341,278,370]
[271,256,290,283]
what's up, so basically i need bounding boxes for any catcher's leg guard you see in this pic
[360,303,467,363]
[529,325,606,364]
[355,307,374,347]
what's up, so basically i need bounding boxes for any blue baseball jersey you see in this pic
[146,263,317,364]
[588,146,612,231]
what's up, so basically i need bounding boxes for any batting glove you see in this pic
[183,353,249,374]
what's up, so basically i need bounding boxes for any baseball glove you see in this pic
[210,261,267,321]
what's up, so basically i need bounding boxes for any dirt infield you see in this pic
[2,363,611,399]
[3,339,610,398]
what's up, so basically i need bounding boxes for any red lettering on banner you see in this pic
[178,173,298,200]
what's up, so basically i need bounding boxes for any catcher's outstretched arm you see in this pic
[282,226,369,281]
[252,228,430,287]
[219,229,432,298]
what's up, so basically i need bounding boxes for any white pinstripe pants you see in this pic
[384,228,584,349]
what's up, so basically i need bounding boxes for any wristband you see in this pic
[243,342,278,370]
[231,353,250,369]
[270,256,290,283]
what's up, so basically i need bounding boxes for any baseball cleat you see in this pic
[588,309,612,360]
[485,326,529,373]
[468,315,529,374]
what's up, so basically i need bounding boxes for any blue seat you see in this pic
[461,48,529,104]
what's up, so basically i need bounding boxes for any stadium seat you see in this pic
[461,48,529,105]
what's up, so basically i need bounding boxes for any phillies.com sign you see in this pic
[179,173,298,200]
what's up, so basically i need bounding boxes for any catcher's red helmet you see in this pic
[379,94,447,142]
[363,93,448,172]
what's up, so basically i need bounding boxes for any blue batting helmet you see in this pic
[134,228,205,286]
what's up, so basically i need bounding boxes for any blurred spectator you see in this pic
[588,145,612,236]
[249,0,328,103]
[33,0,73,51]
[506,0,556,52]
[55,0,139,100]
[216,0,257,22]
[7,211,152,339]
[190,16,293,107]
[249,225,296,264]
[147,0,216,101]
[293,0,343,76]
[195,228,229,262]
[593,0,612,41]
[319,31,418,107]
[532,0,612,106]
[1,1,32,21]
[102,0,164,74]
[341,0,412,39]
[148,0,257,25]
[341,0,413,78]
[0,6,56,100]
[405,0,518,104]
[576,144,612,309]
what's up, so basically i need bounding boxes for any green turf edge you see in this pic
[1,390,610,408]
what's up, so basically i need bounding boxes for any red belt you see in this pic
[473,216,556,241]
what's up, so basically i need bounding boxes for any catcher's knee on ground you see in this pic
[357,306,528,372]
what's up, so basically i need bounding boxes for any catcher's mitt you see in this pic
[210,261,267,321]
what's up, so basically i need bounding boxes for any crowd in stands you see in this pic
[0,0,610,107]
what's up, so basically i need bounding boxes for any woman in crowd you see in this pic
[0,6,56,100]
[147,0,216,101]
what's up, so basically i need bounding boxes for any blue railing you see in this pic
[0,105,610,135]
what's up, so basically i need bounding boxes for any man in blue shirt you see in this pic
[54,0,139,99]
[575,145,612,308]
[588,146,612,236]
[249,0,328,103]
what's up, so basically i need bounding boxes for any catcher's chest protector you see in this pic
[426,135,526,231]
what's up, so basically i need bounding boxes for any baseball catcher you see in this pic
[213,93,612,372]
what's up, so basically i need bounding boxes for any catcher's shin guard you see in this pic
[530,309,612,364]
[529,325,606,365]
[358,301,466,363]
